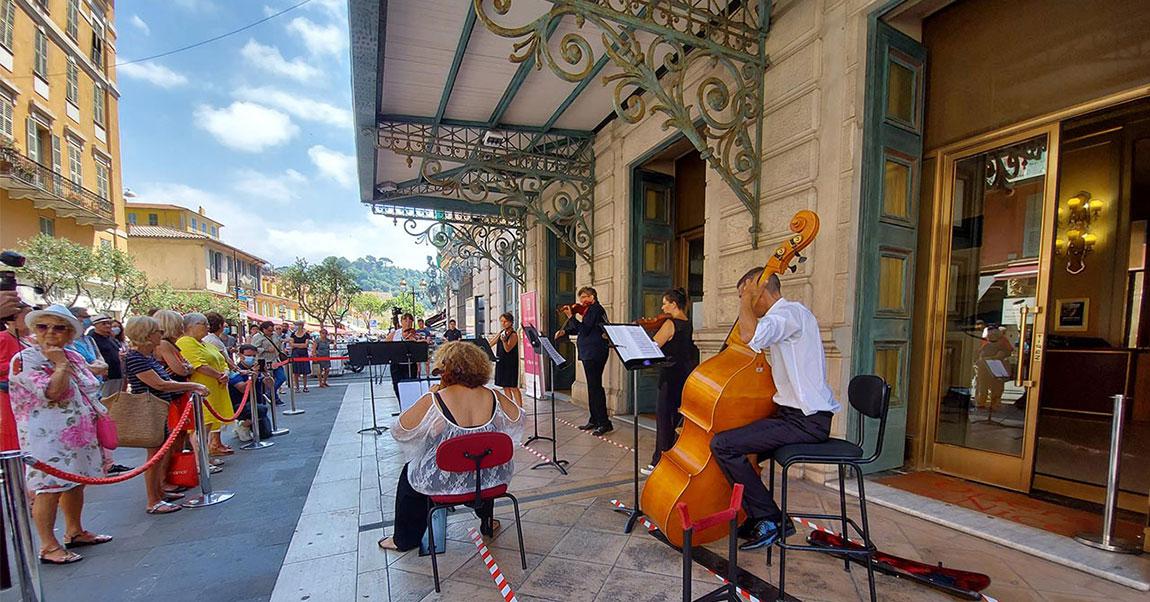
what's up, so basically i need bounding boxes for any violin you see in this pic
[635,313,672,335]
[556,302,590,317]
[640,210,820,547]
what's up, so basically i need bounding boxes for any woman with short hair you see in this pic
[176,313,234,458]
[123,316,210,514]
[8,305,111,564]
[378,341,523,551]
[314,329,332,388]
[289,321,313,393]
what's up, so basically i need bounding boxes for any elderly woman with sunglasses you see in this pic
[175,312,234,458]
[7,305,112,565]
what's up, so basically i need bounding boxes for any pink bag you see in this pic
[74,374,119,450]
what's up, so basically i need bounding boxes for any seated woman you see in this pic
[378,341,523,551]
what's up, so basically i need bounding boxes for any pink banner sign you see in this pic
[520,290,541,391]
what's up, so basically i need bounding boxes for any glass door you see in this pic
[926,127,1060,491]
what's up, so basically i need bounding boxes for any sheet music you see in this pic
[538,336,567,366]
[602,324,665,363]
[397,379,441,412]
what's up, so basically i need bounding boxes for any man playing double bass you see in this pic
[711,268,840,550]
[555,286,612,435]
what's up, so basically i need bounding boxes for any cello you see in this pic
[640,210,820,547]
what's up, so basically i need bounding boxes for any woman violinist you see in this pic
[385,312,426,401]
[488,312,523,407]
[640,288,698,476]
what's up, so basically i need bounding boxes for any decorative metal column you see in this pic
[474,0,772,246]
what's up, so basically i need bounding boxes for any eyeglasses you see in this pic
[34,324,71,334]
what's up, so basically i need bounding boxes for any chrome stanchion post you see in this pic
[1,451,41,602]
[1075,394,1142,554]
[241,376,274,450]
[283,359,305,416]
[267,375,290,436]
[182,393,235,508]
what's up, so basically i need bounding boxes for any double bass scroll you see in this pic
[638,210,820,547]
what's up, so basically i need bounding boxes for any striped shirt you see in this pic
[124,350,178,401]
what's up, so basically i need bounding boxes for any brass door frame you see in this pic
[920,123,1061,491]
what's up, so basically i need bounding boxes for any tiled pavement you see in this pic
[269,381,1150,602]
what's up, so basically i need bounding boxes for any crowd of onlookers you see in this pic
[0,301,336,565]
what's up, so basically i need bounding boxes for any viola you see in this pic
[635,313,672,335]
[640,210,820,547]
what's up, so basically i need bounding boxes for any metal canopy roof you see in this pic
[350,1,772,282]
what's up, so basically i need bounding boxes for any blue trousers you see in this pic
[272,366,287,402]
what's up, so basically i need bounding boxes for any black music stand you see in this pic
[349,342,390,435]
[601,323,673,534]
[523,325,569,473]
[468,336,497,361]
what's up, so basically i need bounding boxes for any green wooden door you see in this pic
[631,170,675,413]
[853,20,927,472]
[547,230,577,390]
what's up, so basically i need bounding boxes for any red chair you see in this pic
[675,484,745,602]
[427,431,526,592]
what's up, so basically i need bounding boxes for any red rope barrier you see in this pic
[200,378,252,424]
[29,398,194,485]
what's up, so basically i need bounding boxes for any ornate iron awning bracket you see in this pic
[373,205,528,286]
[475,0,771,246]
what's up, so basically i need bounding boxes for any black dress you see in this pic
[493,331,519,388]
[290,334,311,375]
[653,318,698,465]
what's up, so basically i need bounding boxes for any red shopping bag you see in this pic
[166,450,199,489]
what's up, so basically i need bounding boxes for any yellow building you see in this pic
[126,202,265,306]
[254,271,302,324]
[0,0,124,252]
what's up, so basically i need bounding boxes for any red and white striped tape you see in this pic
[607,499,762,602]
[556,417,637,453]
[467,527,519,602]
[518,442,557,465]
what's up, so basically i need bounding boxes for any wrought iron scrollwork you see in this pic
[475,0,770,245]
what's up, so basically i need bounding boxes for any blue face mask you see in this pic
[82,318,92,329]
[242,356,256,366]
[223,327,231,335]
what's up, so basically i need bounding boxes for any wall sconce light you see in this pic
[1054,191,1102,274]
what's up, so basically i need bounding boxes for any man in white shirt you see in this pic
[710,267,841,550]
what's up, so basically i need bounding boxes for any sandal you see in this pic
[146,501,182,515]
[208,457,225,467]
[208,464,223,474]
[377,536,399,551]
[39,546,82,565]
[63,531,113,548]
[162,485,189,494]
[480,517,502,538]
[162,491,185,501]
[303,387,310,393]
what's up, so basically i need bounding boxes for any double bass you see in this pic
[640,210,820,547]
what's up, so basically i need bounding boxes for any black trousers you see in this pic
[393,464,493,552]
[390,362,416,401]
[582,357,609,426]
[710,406,832,522]
[652,372,687,465]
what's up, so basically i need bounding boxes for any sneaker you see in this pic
[235,422,253,443]
[739,519,797,551]
[108,464,133,474]
[640,464,655,476]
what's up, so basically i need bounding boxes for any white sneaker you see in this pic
[640,464,655,476]
[235,422,252,442]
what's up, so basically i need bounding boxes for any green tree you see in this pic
[18,234,97,306]
[84,245,149,315]
[281,257,362,331]
[350,292,387,333]
[134,282,241,321]
[382,294,425,320]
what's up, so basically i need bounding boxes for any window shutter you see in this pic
[24,117,36,161]
[50,134,62,193]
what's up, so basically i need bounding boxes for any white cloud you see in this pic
[233,168,308,202]
[131,183,431,268]
[307,0,346,19]
[117,62,188,88]
[194,102,299,152]
[286,17,345,57]
[233,86,352,128]
[240,39,321,83]
[307,145,355,188]
[129,14,150,35]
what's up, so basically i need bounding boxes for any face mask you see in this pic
[82,318,92,329]
[242,356,256,366]
[111,327,122,336]
[223,327,231,335]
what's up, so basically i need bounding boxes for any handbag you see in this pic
[102,391,169,448]
[74,374,118,450]
[167,449,199,489]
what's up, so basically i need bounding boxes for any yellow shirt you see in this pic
[176,335,232,430]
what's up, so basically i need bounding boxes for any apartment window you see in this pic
[200,223,207,233]
[0,0,15,50]
[127,213,136,225]
[90,21,105,71]
[66,0,79,40]
[99,239,111,251]
[190,217,198,230]
[147,213,158,226]
[67,140,81,191]
[210,251,223,282]
[210,225,218,237]
[39,217,54,236]
[93,86,105,127]
[66,59,79,104]
[0,96,12,140]
[502,269,518,315]
[95,160,109,201]
[33,30,48,77]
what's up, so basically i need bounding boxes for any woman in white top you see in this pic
[378,341,523,551]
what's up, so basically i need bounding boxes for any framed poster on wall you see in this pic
[1055,298,1089,332]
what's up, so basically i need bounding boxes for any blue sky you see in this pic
[117,0,431,269]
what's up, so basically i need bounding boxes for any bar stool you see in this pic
[767,375,891,602]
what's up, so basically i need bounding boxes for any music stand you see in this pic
[348,342,395,435]
[523,325,568,473]
[601,323,673,534]
[468,336,497,361]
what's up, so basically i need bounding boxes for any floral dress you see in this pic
[176,336,231,431]
[8,346,107,493]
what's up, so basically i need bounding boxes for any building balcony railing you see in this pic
[0,147,116,229]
